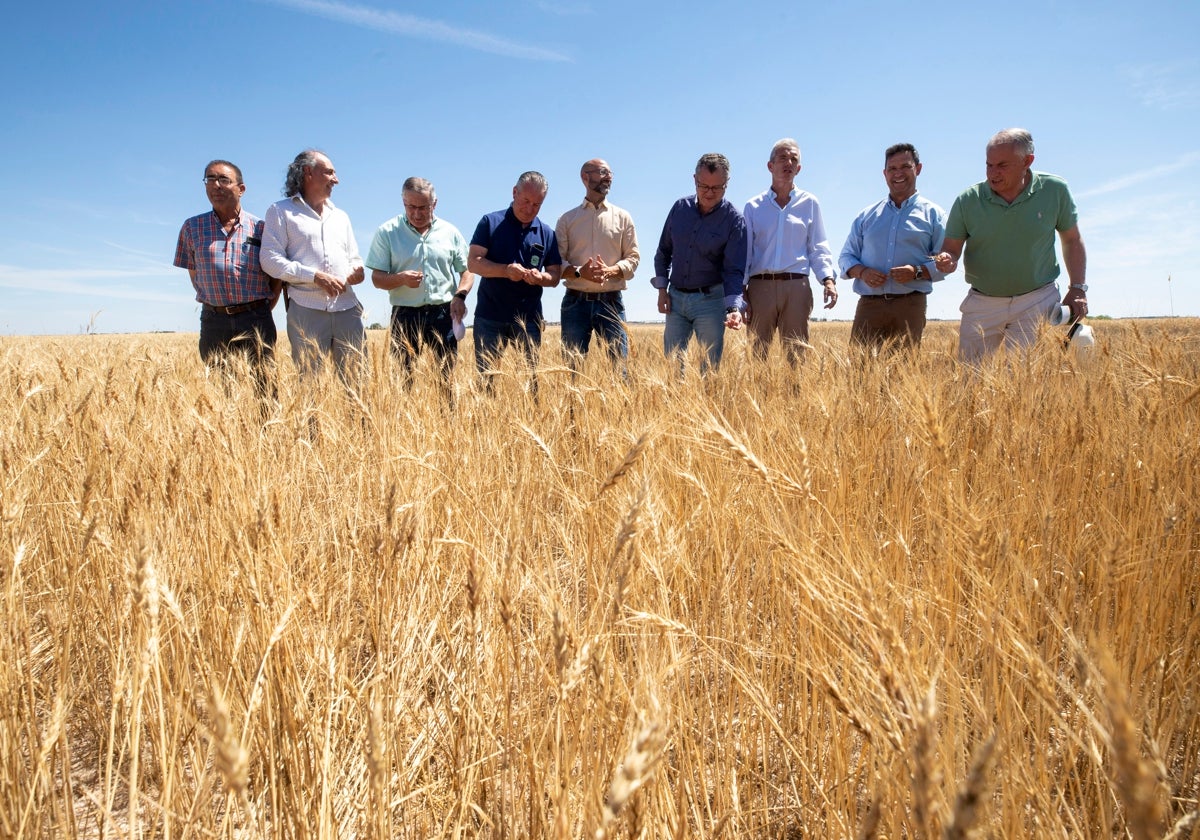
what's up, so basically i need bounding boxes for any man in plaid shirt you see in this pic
[174,159,281,390]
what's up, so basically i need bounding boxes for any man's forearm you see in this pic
[1063,238,1087,286]
[469,254,512,278]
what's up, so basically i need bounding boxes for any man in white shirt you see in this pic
[261,149,366,381]
[743,138,838,364]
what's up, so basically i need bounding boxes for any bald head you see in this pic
[581,158,613,203]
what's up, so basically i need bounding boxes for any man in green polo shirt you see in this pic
[935,128,1088,362]
[368,177,474,385]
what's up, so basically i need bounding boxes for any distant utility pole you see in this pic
[1168,274,1174,317]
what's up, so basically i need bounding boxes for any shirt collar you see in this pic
[404,216,435,235]
[292,194,335,217]
[209,207,248,228]
[505,205,536,229]
[985,172,1038,205]
[583,197,608,211]
[768,186,798,203]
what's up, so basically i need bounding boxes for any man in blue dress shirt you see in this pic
[839,143,947,351]
[743,138,838,364]
[651,153,747,372]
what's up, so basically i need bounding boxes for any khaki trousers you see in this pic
[746,277,813,361]
[850,292,928,350]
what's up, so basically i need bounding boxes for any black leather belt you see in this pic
[392,302,450,311]
[672,284,718,294]
[749,272,807,281]
[866,291,924,301]
[567,289,621,303]
[204,299,269,315]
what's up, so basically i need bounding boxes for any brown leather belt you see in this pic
[749,272,808,281]
[566,289,622,303]
[867,291,924,301]
[203,299,269,316]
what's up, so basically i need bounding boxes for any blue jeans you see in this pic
[560,291,628,362]
[664,286,726,371]
[473,315,542,377]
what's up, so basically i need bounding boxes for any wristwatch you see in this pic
[572,267,582,279]
[913,265,926,280]
[1070,283,1088,292]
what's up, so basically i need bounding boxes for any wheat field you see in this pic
[2,319,1198,839]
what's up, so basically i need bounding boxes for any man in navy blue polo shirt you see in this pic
[467,171,563,384]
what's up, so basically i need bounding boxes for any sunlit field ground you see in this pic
[3,319,1199,838]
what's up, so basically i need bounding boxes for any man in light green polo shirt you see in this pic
[935,128,1089,362]
[368,177,474,383]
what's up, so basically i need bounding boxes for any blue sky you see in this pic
[2,0,1197,334]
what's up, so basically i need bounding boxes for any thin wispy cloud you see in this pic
[260,0,570,62]
[103,241,177,265]
[1084,193,1200,271]
[1077,151,1200,199]
[1122,61,1200,111]
[0,264,188,304]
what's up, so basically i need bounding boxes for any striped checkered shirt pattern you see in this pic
[174,210,272,307]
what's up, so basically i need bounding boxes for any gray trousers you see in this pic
[286,302,366,380]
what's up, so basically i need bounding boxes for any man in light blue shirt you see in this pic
[743,138,838,364]
[839,143,946,350]
[367,177,474,383]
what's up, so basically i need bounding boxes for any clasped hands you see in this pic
[505,262,549,286]
[314,266,365,296]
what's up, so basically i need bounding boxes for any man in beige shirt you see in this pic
[555,159,640,364]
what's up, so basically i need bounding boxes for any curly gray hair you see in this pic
[283,149,328,197]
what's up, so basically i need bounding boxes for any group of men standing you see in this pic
[174,128,1088,391]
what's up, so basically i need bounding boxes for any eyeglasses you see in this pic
[203,175,237,187]
[695,181,728,194]
[583,167,612,177]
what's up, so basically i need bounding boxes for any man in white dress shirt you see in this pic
[261,149,366,381]
[743,138,838,363]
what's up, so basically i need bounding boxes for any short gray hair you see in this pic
[283,149,327,197]
[987,128,1035,157]
[402,176,436,202]
[695,153,731,176]
[769,138,800,163]
[205,160,244,184]
[515,171,548,193]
